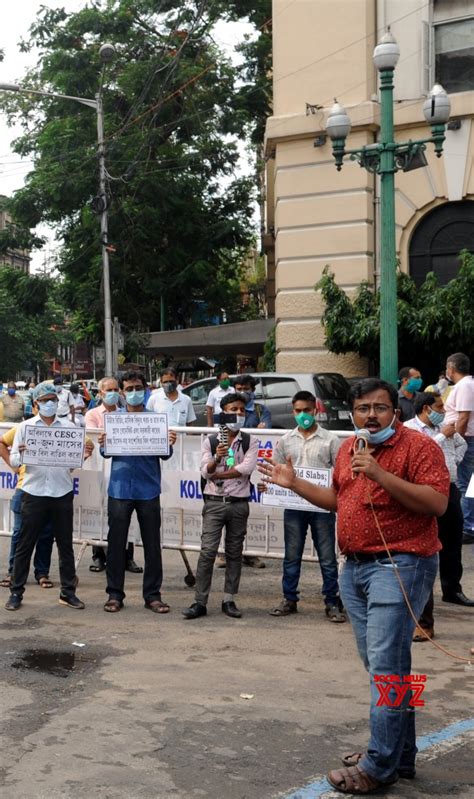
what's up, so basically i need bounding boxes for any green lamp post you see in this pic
[326,30,451,384]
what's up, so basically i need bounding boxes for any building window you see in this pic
[409,201,474,286]
[434,17,474,93]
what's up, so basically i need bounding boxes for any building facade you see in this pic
[265,0,474,375]
[0,195,31,273]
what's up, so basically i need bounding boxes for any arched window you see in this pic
[409,201,474,286]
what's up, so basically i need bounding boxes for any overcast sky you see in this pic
[0,2,253,271]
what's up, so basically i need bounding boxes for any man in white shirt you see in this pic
[404,393,472,640]
[206,371,231,426]
[53,376,75,423]
[444,352,474,543]
[146,367,196,426]
[5,382,93,611]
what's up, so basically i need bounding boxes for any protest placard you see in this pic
[21,424,86,468]
[261,466,332,512]
[104,413,169,456]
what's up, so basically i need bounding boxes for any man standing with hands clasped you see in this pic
[258,378,449,795]
[100,371,176,614]
[5,382,94,611]
[269,390,344,622]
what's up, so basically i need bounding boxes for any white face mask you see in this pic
[226,418,245,432]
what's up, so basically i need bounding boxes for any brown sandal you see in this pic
[104,599,123,612]
[327,765,398,794]
[0,576,12,588]
[144,599,170,614]
[37,576,54,589]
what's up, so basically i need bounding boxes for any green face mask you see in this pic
[295,411,315,430]
[219,379,230,389]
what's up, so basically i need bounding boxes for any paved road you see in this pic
[0,539,473,798]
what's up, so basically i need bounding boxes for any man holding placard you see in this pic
[5,382,93,611]
[99,370,177,614]
[268,391,345,622]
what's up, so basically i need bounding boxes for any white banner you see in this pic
[104,412,169,456]
[21,424,85,468]
[262,467,331,512]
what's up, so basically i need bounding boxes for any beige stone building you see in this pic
[265,0,474,375]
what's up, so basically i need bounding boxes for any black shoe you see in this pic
[182,602,207,619]
[5,593,22,611]
[126,559,143,573]
[59,594,85,609]
[325,604,347,623]
[462,533,474,545]
[221,600,242,618]
[442,591,474,607]
[89,558,106,572]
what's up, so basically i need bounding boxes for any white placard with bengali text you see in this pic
[104,412,169,456]
[21,424,85,468]
[262,467,331,512]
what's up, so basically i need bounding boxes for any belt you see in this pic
[204,495,248,504]
[345,551,405,563]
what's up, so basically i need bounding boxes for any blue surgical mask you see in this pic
[352,414,397,445]
[104,390,119,406]
[428,409,445,426]
[7,388,16,396]
[405,377,422,393]
[38,400,58,418]
[125,390,145,406]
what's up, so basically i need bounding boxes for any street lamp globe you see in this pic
[373,30,400,71]
[326,100,351,140]
[423,83,451,125]
[99,43,115,63]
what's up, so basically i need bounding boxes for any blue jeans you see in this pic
[8,488,54,579]
[456,436,474,534]
[340,552,438,782]
[282,509,339,605]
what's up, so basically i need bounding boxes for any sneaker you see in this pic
[59,594,85,609]
[325,604,346,623]
[5,593,22,611]
[269,598,298,616]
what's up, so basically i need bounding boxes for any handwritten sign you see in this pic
[262,467,331,512]
[21,424,86,468]
[104,413,169,457]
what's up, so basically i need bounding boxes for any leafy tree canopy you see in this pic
[1,0,271,341]
[0,266,65,377]
[316,250,474,368]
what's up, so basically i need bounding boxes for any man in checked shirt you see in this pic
[269,391,345,622]
[182,393,258,620]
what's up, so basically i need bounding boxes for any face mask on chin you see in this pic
[351,413,397,445]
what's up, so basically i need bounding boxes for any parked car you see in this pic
[181,372,353,429]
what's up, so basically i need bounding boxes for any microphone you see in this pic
[352,429,370,479]
[355,428,371,451]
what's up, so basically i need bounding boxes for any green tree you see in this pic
[315,250,474,369]
[1,1,263,342]
[0,266,65,377]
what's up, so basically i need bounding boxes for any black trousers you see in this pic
[418,483,464,629]
[106,496,162,603]
[11,491,76,597]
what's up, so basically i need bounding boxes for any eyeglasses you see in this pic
[353,404,393,415]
